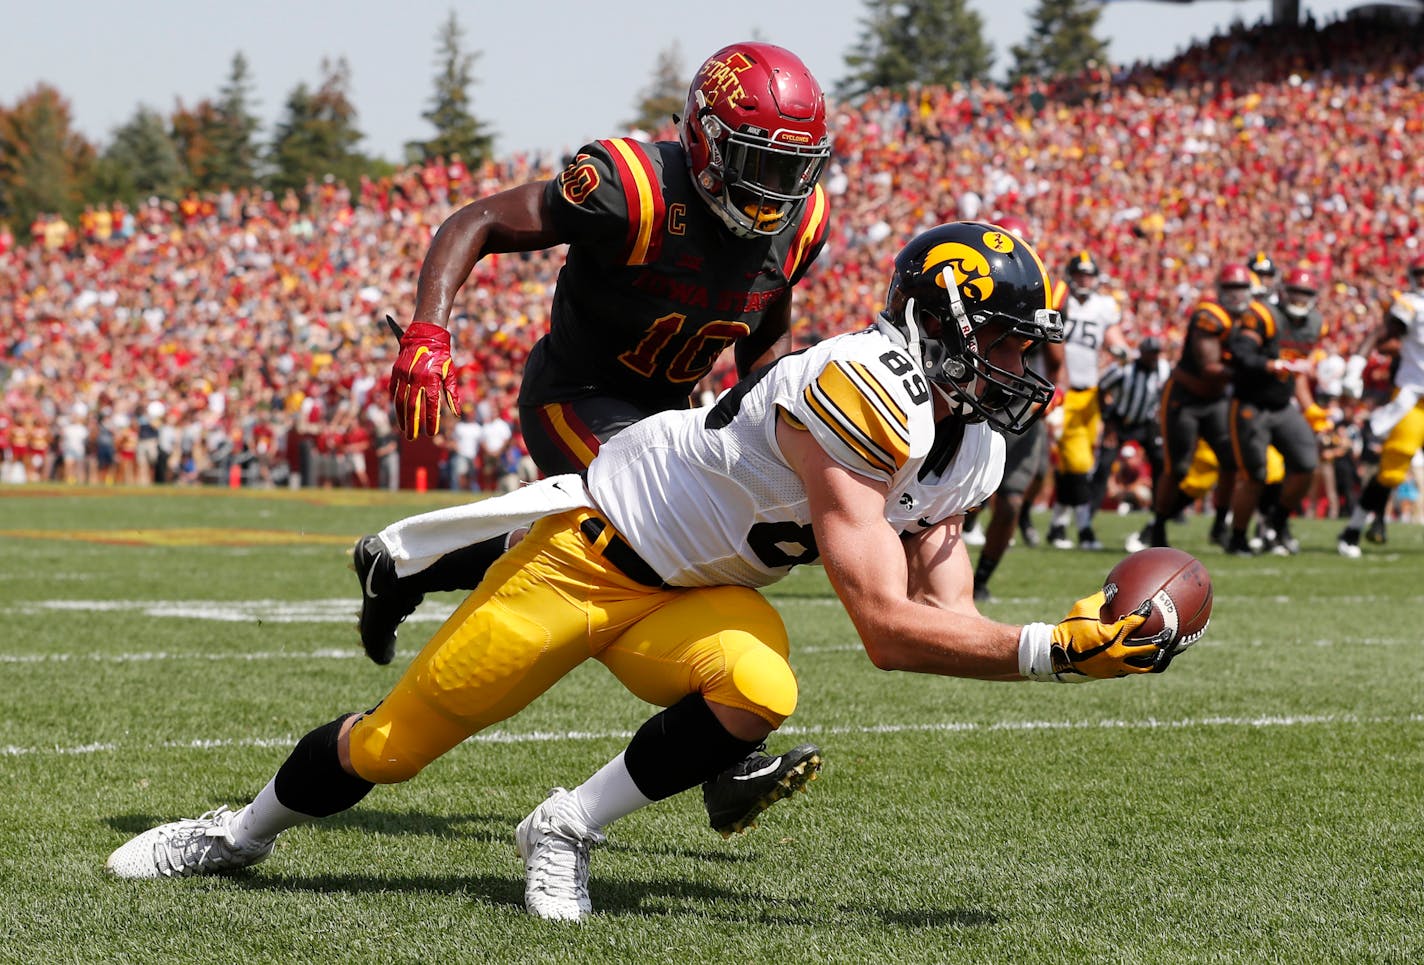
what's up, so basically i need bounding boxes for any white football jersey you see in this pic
[1388,289,1424,391]
[1061,291,1122,389]
[587,327,1005,588]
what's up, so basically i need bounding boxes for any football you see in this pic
[1100,547,1213,672]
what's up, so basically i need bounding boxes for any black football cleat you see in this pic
[1365,518,1388,545]
[703,743,822,838]
[352,535,423,666]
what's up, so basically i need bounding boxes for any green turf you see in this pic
[2,486,1422,963]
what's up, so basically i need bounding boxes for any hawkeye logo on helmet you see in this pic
[923,242,998,305]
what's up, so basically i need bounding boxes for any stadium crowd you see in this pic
[2,14,1423,524]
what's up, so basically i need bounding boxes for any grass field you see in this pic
[2,484,1422,964]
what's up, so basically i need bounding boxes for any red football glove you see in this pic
[388,320,461,439]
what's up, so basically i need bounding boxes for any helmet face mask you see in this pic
[1066,252,1099,300]
[1281,267,1319,320]
[1217,263,1254,314]
[880,222,1063,435]
[681,43,831,239]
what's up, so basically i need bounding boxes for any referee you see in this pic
[1092,337,1169,535]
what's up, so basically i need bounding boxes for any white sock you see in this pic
[1075,504,1093,530]
[1051,505,1072,529]
[1348,505,1370,530]
[231,778,314,846]
[565,752,654,831]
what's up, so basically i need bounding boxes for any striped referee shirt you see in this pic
[1099,358,1170,428]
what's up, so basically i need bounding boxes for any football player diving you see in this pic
[107,223,1193,922]
[355,42,833,836]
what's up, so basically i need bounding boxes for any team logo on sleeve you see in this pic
[559,154,600,205]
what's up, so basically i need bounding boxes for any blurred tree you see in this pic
[0,84,95,226]
[170,99,223,192]
[1009,0,1110,82]
[209,52,264,187]
[94,105,189,204]
[408,10,493,166]
[268,56,369,193]
[626,42,685,138]
[838,0,993,97]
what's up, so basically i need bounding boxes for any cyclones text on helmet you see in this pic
[878,221,1063,435]
[680,42,831,239]
[1281,266,1320,320]
[1217,263,1253,313]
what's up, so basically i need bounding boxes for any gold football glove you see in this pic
[1049,590,1155,679]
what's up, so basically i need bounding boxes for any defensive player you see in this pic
[1143,263,1264,548]
[1224,266,1327,556]
[1339,256,1424,556]
[356,42,834,835]
[107,223,1183,923]
[1045,252,1127,550]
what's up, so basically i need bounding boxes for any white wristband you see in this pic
[1345,355,1367,380]
[1018,623,1057,681]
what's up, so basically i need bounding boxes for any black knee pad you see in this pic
[1360,477,1390,515]
[274,714,375,817]
[623,695,761,801]
[1056,473,1091,507]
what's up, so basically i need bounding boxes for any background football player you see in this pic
[1045,251,1127,550]
[354,42,834,836]
[108,223,1185,925]
[1224,265,1328,556]
[1339,256,1424,555]
[1144,263,1263,548]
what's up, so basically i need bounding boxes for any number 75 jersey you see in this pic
[587,327,1005,588]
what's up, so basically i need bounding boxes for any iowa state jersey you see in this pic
[519,138,830,411]
[1231,304,1327,408]
[586,327,1004,588]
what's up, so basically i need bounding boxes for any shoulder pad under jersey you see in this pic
[546,138,667,266]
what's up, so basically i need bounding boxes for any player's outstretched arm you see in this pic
[778,418,1021,679]
[779,418,1153,683]
[391,182,560,439]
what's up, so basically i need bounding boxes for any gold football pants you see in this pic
[1377,394,1424,489]
[1179,439,1285,498]
[347,509,796,784]
[1057,388,1102,476]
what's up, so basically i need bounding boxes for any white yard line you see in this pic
[5,713,1422,758]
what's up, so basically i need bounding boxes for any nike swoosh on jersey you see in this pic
[731,756,784,781]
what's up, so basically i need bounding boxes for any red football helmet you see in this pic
[680,42,831,238]
[1216,263,1253,313]
[1281,266,1320,320]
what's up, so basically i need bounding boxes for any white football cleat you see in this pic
[1124,530,1147,554]
[1337,539,1362,559]
[105,805,274,879]
[515,788,605,922]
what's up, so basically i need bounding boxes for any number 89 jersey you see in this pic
[587,327,1005,588]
